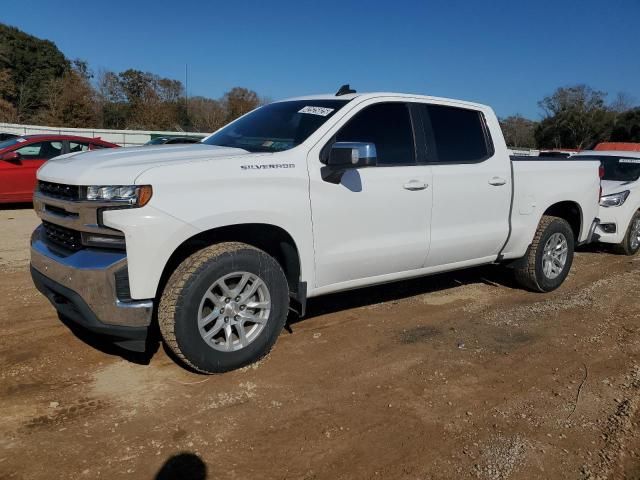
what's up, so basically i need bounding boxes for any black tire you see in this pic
[159,242,289,373]
[613,211,640,256]
[514,215,575,292]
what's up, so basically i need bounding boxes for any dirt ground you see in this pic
[1,207,639,480]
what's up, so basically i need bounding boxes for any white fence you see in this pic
[2,121,545,154]
[0,122,207,147]
[508,148,540,156]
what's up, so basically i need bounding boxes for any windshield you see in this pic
[203,100,349,153]
[0,138,23,150]
[577,155,640,182]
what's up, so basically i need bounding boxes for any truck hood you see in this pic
[601,179,637,196]
[37,144,255,185]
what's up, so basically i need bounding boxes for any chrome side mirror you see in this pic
[321,142,377,184]
[327,142,377,168]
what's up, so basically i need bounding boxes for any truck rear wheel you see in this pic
[514,215,574,292]
[159,242,289,373]
[613,211,640,256]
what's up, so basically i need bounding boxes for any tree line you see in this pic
[501,86,639,150]
[1,23,639,146]
[0,23,262,133]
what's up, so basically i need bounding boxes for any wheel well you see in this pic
[157,224,302,299]
[544,201,582,240]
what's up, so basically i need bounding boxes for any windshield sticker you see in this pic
[620,159,640,164]
[298,106,335,117]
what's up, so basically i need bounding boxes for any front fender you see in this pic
[103,206,200,299]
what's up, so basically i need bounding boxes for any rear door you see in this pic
[7,140,63,200]
[420,103,511,267]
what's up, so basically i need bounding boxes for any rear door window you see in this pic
[423,105,491,163]
[69,141,90,153]
[576,156,640,182]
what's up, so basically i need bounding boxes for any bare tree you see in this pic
[500,115,537,148]
[0,68,14,98]
[16,83,35,123]
[0,98,17,122]
[222,87,260,122]
[188,96,226,132]
[34,62,98,127]
[610,92,636,113]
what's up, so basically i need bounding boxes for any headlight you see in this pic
[600,190,630,207]
[85,185,152,206]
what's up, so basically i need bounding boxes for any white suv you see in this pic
[575,151,640,255]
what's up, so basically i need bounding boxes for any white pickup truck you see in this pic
[30,89,602,373]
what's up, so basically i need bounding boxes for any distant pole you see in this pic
[185,63,189,120]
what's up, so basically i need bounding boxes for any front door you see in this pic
[2,140,64,201]
[308,101,433,289]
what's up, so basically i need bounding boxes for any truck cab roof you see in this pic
[279,92,490,112]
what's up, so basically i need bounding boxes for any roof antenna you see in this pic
[335,84,356,96]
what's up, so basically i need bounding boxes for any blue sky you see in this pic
[3,0,639,118]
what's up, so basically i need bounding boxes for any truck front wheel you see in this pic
[514,215,575,292]
[159,242,289,373]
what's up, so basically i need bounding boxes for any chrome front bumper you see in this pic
[30,226,153,348]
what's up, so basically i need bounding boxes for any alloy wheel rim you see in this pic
[197,272,271,352]
[630,218,640,251]
[542,232,568,280]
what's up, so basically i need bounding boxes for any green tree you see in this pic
[0,24,264,132]
[0,23,69,121]
[610,108,640,142]
[534,85,615,149]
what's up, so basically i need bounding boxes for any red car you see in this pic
[0,135,119,203]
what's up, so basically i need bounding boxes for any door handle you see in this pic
[488,177,507,186]
[403,180,428,191]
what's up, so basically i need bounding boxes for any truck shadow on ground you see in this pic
[575,243,615,254]
[296,263,518,323]
[57,313,160,365]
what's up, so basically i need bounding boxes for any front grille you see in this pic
[44,204,79,218]
[42,221,83,251]
[38,181,80,201]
